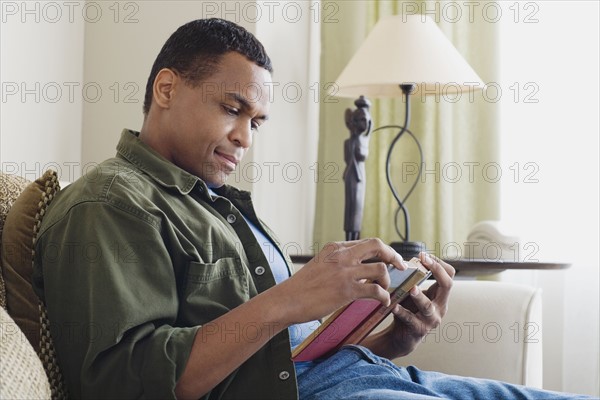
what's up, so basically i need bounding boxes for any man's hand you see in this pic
[275,238,407,326]
[361,252,455,360]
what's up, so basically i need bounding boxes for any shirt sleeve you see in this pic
[34,200,199,399]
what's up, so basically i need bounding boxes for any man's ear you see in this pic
[152,68,178,110]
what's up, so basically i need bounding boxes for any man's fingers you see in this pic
[391,304,418,326]
[420,253,453,289]
[430,254,456,279]
[349,238,406,270]
[410,286,436,317]
[355,262,391,290]
[316,239,376,264]
[391,304,411,324]
[419,253,453,314]
[357,283,391,307]
[317,239,406,272]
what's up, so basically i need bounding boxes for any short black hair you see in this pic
[143,18,273,115]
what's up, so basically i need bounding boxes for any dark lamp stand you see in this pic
[374,84,426,259]
[342,84,426,259]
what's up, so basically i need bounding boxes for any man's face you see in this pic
[156,52,271,187]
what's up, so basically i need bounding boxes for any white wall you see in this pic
[498,1,599,395]
[1,0,319,252]
[0,0,85,180]
[252,1,321,255]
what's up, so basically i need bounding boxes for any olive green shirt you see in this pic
[33,129,298,399]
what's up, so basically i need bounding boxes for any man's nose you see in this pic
[230,122,253,149]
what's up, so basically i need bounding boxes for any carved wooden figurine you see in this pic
[343,96,372,241]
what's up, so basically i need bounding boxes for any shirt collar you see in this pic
[115,129,201,195]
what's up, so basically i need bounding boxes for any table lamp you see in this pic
[333,14,484,258]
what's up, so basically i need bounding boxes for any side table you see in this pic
[289,255,571,277]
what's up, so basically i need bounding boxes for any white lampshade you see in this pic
[334,15,484,98]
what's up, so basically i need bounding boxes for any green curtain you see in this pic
[314,0,501,258]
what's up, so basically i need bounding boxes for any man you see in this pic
[34,18,595,400]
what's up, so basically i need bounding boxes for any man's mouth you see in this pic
[215,151,239,170]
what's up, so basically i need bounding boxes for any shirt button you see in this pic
[254,266,265,276]
[226,214,236,223]
[278,371,290,381]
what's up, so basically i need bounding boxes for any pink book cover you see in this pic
[291,298,381,361]
[291,259,429,362]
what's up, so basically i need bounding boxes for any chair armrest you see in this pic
[389,280,543,388]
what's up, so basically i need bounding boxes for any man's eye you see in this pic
[223,105,239,115]
[251,120,260,131]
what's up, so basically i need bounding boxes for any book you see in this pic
[291,257,432,362]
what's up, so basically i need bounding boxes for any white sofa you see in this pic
[389,280,543,388]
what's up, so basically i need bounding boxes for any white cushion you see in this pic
[392,280,543,388]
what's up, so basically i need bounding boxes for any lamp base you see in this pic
[390,241,427,260]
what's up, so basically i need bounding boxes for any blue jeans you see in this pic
[297,345,597,400]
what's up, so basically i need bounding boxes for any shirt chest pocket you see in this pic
[181,257,251,325]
